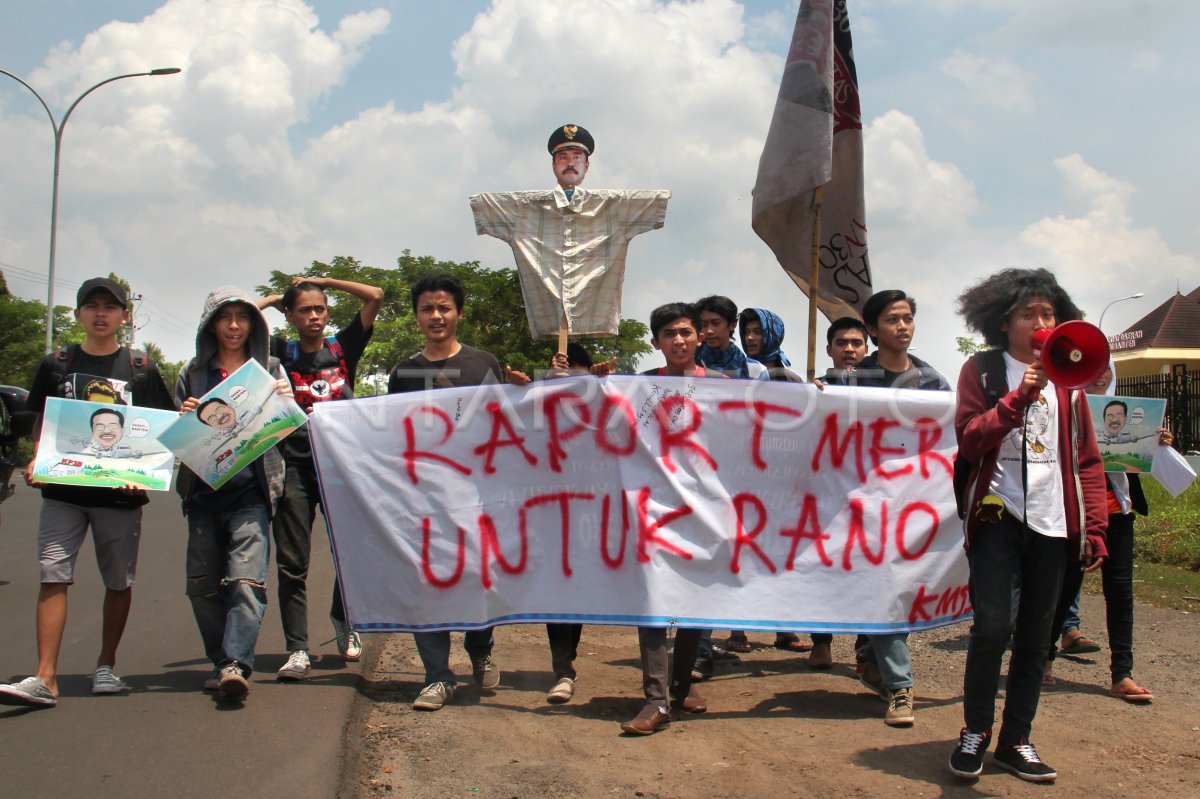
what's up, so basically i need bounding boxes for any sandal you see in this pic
[725,633,752,653]
[1059,630,1101,655]
[1110,679,1153,702]
[773,634,813,652]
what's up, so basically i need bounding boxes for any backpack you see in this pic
[50,344,150,403]
[281,336,352,404]
[953,349,1008,519]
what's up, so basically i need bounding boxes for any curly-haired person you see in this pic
[948,268,1107,783]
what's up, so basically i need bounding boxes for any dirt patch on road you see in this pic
[343,593,1199,798]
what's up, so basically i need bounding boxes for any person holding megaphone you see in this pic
[948,268,1108,784]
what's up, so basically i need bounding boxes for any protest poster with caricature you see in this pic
[158,359,307,489]
[32,397,177,490]
[1086,394,1166,473]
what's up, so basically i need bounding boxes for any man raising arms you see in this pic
[259,275,382,679]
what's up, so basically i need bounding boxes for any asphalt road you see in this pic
[0,479,365,798]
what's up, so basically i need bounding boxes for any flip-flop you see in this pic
[725,636,753,654]
[1059,634,1101,655]
[774,635,813,652]
[1110,683,1153,702]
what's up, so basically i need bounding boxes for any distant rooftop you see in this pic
[1109,287,1200,352]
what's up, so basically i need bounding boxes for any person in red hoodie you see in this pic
[948,268,1107,784]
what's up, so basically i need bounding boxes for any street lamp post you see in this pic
[0,66,181,353]
[1098,292,1146,332]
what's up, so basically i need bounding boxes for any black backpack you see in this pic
[50,344,150,402]
[953,349,1008,519]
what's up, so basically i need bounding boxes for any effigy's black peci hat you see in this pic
[547,124,594,155]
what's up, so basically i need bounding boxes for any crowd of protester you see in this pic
[0,266,1173,786]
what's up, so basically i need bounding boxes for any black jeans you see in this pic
[1048,512,1136,682]
[273,461,344,652]
[546,623,583,680]
[962,513,1066,744]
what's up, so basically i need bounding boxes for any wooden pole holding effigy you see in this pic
[558,313,569,359]
[806,185,823,381]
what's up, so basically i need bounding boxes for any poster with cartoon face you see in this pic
[32,398,178,490]
[1086,394,1166,473]
[157,359,307,489]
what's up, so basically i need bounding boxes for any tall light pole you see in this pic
[1098,292,1145,332]
[1,66,182,353]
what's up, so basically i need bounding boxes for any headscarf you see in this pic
[695,341,750,378]
[740,308,791,368]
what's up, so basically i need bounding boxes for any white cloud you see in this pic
[1013,154,1198,313]
[939,50,1036,113]
[0,0,392,352]
[864,109,979,237]
[989,0,1200,50]
[3,0,1195,378]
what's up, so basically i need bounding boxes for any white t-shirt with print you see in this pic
[988,352,1068,537]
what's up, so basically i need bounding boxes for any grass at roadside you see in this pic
[1084,562,1200,611]
[1136,476,1200,568]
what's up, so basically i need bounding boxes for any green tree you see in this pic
[140,340,186,391]
[956,335,987,357]
[0,271,82,388]
[257,252,652,387]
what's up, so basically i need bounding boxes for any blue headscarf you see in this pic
[741,308,791,368]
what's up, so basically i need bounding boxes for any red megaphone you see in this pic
[1030,320,1111,391]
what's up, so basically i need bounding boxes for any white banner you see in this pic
[310,376,970,633]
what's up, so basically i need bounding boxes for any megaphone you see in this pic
[1030,320,1110,390]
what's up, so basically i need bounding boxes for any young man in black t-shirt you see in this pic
[0,278,173,708]
[824,316,869,377]
[388,273,503,711]
[258,276,382,680]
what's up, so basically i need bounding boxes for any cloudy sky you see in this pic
[2,0,1197,374]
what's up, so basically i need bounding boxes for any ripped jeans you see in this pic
[185,503,270,676]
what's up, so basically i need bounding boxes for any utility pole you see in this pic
[123,291,143,348]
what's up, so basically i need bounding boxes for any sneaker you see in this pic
[342,631,362,660]
[993,740,1057,782]
[948,727,992,779]
[471,654,500,689]
[218,663,249,701]
[857,659,887,701]
[413,681,454,711]
[202,670,220,691]
[547,676,575,704]
[91,665,129,695]
[690,655,714,682]
[0,676,57,708]
[884,686,915,726]
[710,643,740,663]
[332,617,362,661]
[277,650,311,681]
